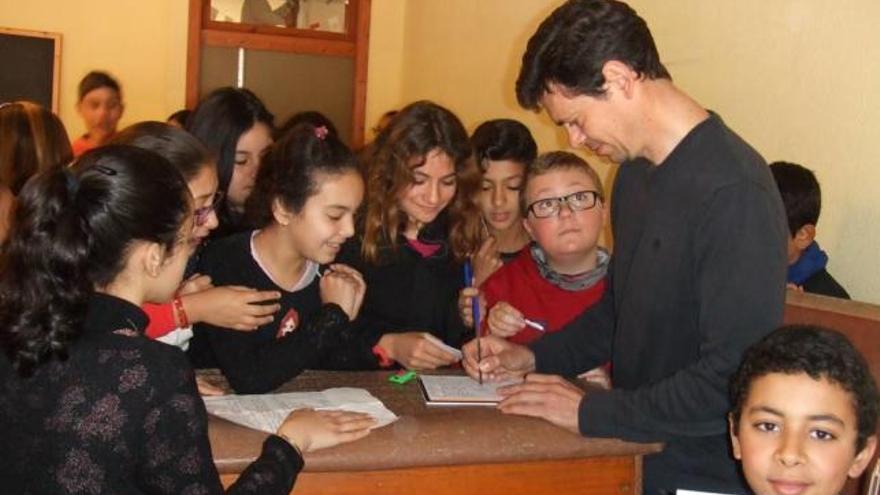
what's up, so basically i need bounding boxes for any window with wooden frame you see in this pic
[186,0,371,147]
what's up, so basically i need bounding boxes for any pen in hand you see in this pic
[523,318,545,332]
[464,261,482,385]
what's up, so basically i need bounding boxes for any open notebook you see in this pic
[418,375,521,406]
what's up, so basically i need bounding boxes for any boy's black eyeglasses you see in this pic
[526,190,603,218]
[194,191,224,226]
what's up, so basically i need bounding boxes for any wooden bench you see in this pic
[783,290,880,495]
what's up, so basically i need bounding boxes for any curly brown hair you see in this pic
[360,101,481,263]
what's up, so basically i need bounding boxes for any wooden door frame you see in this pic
[185,0,371,147]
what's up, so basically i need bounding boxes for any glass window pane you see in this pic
[209,0,348,34]
[199,46,354,143]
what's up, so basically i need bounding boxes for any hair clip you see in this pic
[314,126,329,140]
[93,165,118,176]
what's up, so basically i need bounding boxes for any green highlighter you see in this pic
[389,370,417,385]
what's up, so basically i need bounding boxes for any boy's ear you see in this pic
[848,435,877,479]
[793,224,816,251]
[272,197,292,226]
[601,60,638,98]
[728,413,743,460]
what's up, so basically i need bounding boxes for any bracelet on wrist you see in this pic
[372,343,394,368]
[172,296,189,328]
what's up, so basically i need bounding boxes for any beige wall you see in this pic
[0,0,189,139]
[3,1,878,302]
[367,0,880,304]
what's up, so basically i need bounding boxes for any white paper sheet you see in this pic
[423,334,463,361]
[203,387,398,434]
[419,375,521,406]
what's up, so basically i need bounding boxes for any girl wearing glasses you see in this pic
[187,87,274,239]
[0,146,374,493]
[335,101,482,371]
[187,124,369,394]
[113,123,280,394]
[459,151,610,349]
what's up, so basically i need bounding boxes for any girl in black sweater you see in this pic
[337,101,482,370]
[0,146,373,494]
[189,123,373,393]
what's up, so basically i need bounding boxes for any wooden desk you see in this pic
[207,370,662,495]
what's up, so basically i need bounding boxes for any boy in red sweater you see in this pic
[460,151,609,347]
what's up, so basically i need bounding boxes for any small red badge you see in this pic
[277,308,300,338]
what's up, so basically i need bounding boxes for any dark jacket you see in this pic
[530,114,788,494]
[337,212,472,350]
[0,293,302,494]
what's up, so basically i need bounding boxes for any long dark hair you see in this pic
[0,145,190,377]
[111,121,214,182]
[247,123,359,227]
[186,87,273,231]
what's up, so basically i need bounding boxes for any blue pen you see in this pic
[464,261,483,384]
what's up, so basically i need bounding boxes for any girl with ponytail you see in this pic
[0,145,373,493]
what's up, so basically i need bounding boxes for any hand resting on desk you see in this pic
[277,408,376,453]
[497,374,584,435]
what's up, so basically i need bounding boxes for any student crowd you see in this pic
[0,1,875,494]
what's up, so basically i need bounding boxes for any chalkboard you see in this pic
[0,28,61,112]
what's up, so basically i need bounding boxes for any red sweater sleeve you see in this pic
[142,302,178,339]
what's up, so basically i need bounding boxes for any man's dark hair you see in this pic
[769,161,821,236]
[516,0,670,110]
[470,119,538,172]
[730,325,879,451]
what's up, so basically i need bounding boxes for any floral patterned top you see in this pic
[0,293,303,494]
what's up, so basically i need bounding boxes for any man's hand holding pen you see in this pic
[462,335,535,382]
[463,337,582,434]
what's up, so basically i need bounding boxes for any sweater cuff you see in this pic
[321,303,350,323]
[264,434,305,478]
[578,389,619,438]
[528,338,554,374]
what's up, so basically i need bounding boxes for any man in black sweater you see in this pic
[462,1,788,493]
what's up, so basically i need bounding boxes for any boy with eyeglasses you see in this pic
[459,151,609,346]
